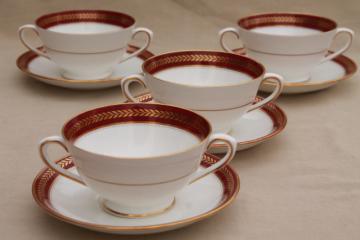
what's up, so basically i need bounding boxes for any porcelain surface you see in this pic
[48,22,124,34]
[154,65,252,86]
[251,25,321,36]
[75,123,200,157]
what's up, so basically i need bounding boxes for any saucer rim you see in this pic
[32,153,240,232]
[233,48,357,87]
[134,93,287,148]
[16,45,154,84]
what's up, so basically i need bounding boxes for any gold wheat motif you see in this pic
[67,108,205,139]
[37,156,73,199]
[147,54,233,72]
[146,53,261,76]
[39,11,132,29]
[241,14,334,31]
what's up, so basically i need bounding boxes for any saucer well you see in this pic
[133,94,287,153]
[232,48,357,94]
[32,154,239,234]
[16,45,154,90]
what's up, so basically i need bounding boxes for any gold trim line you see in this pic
[78,164,198,186]
[100,198,176,218]
[45,46,127,55]
[246,47,326,56]
[155,99,254,111]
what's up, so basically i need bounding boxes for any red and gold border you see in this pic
[238,13,337,32]
[36,10,135,30]
[143,51,265,79]
[62,103,211,144]
[32,153,240,232]
[16,45,154,84]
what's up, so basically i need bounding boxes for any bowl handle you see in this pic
[189,133,237,184]
[39,136,85,185]
[121,74,148,102]
[321,28,354,64]
[219,27,245,54]
[18,24,50,59]
[247,73,284,113]
[120,27,153,63]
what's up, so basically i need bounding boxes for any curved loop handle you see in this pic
[218,27,245,54]
[121,74,148,102]
[189,133,237,183]
[18,24,50,59]
[321,27,354,63]
[247,73,284,112]
[121,27,153,63]
[39,136,84,185]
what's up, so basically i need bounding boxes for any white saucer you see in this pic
[16,45,154,90]
[232,48,357,94]
[134,94,287,153]
[32,154,239,235]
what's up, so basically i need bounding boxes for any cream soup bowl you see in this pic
[219,13,354,82]
[121,51,283,133]
[39,103,236,218]
[19,10,153,80]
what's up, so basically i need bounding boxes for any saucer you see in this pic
[32,154,239,234]
[16,45,154,90]
[232,48,357,94]
[134,93,287,153]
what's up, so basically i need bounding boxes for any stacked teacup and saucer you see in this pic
[219,13,357,93]
[21,10,357,236]
[17,10,154,90]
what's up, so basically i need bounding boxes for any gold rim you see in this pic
[233,48,357,87]
[32,154,240,232]
[16,45,154,84]
[134,93,287,148]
